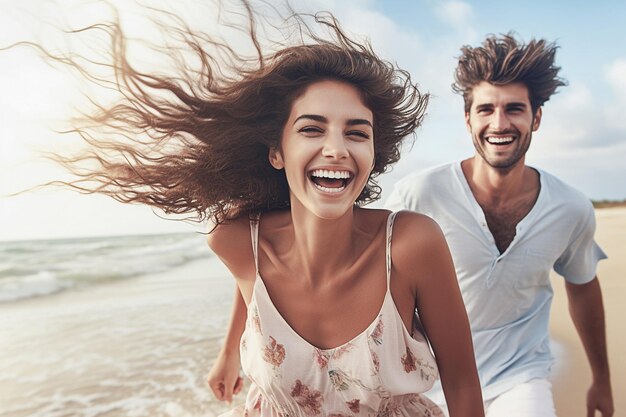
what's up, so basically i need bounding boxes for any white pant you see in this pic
[437,378,557,417]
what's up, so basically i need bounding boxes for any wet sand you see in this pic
[0,257,239,417]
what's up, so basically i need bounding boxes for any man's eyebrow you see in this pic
[506,102,528,108]
[293,114,373,127]
[476,101,528,108]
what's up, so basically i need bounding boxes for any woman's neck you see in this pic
[285,204,361,287]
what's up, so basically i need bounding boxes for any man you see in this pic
[386,34,613,417]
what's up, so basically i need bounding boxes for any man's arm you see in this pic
[565,277,614,417]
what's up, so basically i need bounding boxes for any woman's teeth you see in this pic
[310,169,351,179]
[310,169,352,192]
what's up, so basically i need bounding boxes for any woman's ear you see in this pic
[269,148,284,169]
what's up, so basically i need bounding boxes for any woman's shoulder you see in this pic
[206,214,258,281]
[393,210,442,236]
[354,208,441,239]
[206,209,291,273]
[390,210,447,263]
[206,214,251,254]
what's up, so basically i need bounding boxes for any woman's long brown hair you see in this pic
[19,1,428,226]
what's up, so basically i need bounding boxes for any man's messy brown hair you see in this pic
[452,32,567,113]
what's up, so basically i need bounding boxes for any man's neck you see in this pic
[461,156,535,209]
[461,156,541,253]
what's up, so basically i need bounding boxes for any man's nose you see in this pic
[491,109,511,131]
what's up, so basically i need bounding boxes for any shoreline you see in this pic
[0,257,239,417]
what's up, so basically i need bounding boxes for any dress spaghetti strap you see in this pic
[249,212,261,275]
[229,208,442,417]
[385,211,398,289]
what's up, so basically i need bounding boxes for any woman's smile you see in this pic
[270,79,375,219]
[309,168,354,193]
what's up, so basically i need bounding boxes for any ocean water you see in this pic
[0,233,240,417]
[0,233,210,302]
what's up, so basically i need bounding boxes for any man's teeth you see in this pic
[310,169,351,179]
[486,136,514,144]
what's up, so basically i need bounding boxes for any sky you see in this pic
[1,0,625,241]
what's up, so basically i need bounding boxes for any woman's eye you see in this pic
[299,126,324,135]
[347,130,370,139]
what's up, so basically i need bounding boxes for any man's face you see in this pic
[465,81,542,171]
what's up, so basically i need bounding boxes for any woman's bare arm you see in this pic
[393,212,483,417]
[205,217,255,402]
[207,289,247,402]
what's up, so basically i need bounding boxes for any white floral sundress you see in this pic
[219,212,443,417]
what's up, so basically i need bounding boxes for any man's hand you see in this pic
[586,379,613,417]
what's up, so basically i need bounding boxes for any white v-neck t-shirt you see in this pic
[385,162,607,404]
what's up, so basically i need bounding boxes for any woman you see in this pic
[43,2,482,416]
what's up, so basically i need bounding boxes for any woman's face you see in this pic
[270,79,375,220]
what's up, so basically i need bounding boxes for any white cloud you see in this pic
[436,0,473,25]
[3,0,625,241]
[435,0,475,40]
[533,79,626,152]
[605,59,626,99]
[603,59,626,132]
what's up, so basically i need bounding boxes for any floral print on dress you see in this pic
[370,315,384,345]
[251,305,262,334]
[417,359,438,382]
[332,343,354,359]
[225,213,444,417]
[346,399,360,413]
[415,395,445,417]
[401,346,438,381]
[263,336,286,369]
[401,346,417,373]
[314,349,329,370]
[371,351,380,373]
[328,369,350,391]
[328,368,387,397]
[377,394,444,417]
[291,379,323,416]
[314,343,354,370]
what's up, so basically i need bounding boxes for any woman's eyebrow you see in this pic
[294,114,327,124]
[294,114,372,127]
[346,118,373,127]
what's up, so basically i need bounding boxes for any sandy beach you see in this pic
[0,207,623,417]
[550,207,625,416]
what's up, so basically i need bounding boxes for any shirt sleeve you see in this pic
[384,182,409,212]
[554,202,607,284]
